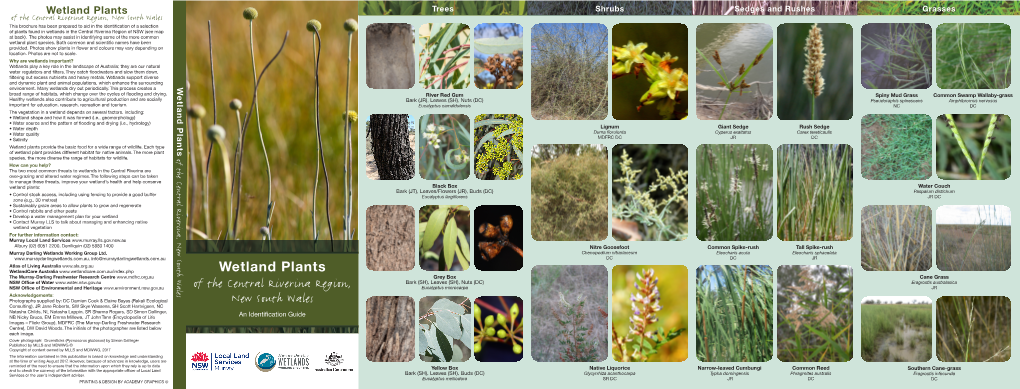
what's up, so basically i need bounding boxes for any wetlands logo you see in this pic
[255,352,276,372]
[277,353,310,370]
[190,352,210,371]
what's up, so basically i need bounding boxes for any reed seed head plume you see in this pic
[229,98,242,111]
[207,124,225,142]
[306,19,321,33]
[188,104,206,119]
[712,50,721,65]
[344,18,358,33]
[738,64,745,75]
[242,7,258,20]
[802,23,826,98]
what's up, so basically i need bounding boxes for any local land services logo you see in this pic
[190,352,210,371]
[256,352,276,372]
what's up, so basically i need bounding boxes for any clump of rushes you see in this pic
[696,265,774,362]
[474,298,524,359]
[611,268,684,361]
[802,23,826,120]
[206,124,233,239]
[777,145,853,241]
[943,114,1000,180]
[697,144,772,241]
[612,149,688,241]
[306,19,334,247]
[473,114,523,180]
[612,41,689,119]
[697,39,773,120]
[343,18,358,241]
[243,6,274,242]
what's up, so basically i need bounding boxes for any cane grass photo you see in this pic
[366,23,414,89]
[531,265,609,362]
[860,205,932,271]
[696,265,773,362]
[418,23,472,89]
[777,23,853,120]
[936,205,1011,271]
[861,1,1020,15]
[473,296,524,361]
[531,144,608,241]
[474,205,523,271]
[935,23,1011,89]
[418,296,472,362]
[861,23,932,89]
[612,266,688,362]
[695,1,857,15]
[366,296,415,362]
[936,114,1011,180]
[861,297,932,362]
[473,23,524,89]
[777,265,853,362]
[936,296,1011,362]
[777,144,853,241]
[611,23,689,120]
[185,2,358,248]
[612,145,689,241]
[366,205,415,271]
[419,205,471,271]
[696,24,774,120]
[367,114,416,180]
[419,114,471,180]
[473,114,523,180]
[861,114,932,180]
[531,23,608,120]
[696,144,773,241]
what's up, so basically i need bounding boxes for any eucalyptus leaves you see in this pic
[419,205,471,271]
[419,297,473,362]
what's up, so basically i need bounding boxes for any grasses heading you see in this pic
[861,205,932,271]
[936,296,1011,362]
[696,265,773,362]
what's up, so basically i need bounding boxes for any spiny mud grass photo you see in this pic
[185,2,358,244]
[613,266,688,362]
[861,297,932,362]
[696,265,774,362]
[936,23,1011,89]
[366,205,415,271]
[366,296,415,362]
[531,23,608,120]
[861,205,932,271]
[418,296,472,362]
[611,23,689,120]
[612,145,689,241]
[367,114,416,180]
[861,114,932,180]
[419,114,471,180]
[697,144,772,241]
[418,23,472,89]
[777,144,853,241]
[473,23,524,89]
[473,296,524,361]
[531,144,608,241]
[936,205,1011,271]
[474,205,523,271]
[777,23,853,120]
[777,265,853,362]
[473,114,523,180]
[531,265,609,362]
[936,296,1011,362]
[419,205,471,271]
[861,23,932,89]
[696,24,773,120]
[936,114,1011,180]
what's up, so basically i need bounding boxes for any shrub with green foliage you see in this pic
[531,147,608,241]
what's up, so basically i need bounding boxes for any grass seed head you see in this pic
[344,18,358,33]
[306,19,321,33]
[188,104,206,119]
[229,98,243,111]
[802,23,826,98]
[243,7,258,20]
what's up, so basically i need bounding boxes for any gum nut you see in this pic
[344,18,358,33]
[497,329,506,339]
[484,315,494,327]
[497,314,506,325]
[243,7,258,20]
[474,342,482,353]
[485,327,495,337]
[306,19,321,32]
[474,305,481,320]
[513,345,522,354]
[511,303,519,317]
[207,124,225,141]
[188,104,206,119]
[229,98,243,111]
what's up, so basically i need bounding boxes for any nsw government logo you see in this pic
[190,352,210,371]
[255,352,276,372]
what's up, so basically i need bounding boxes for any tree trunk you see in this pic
[366,296,415,362]
[370,114,415,180]
[366,23,415,89]
[366,205,415,271]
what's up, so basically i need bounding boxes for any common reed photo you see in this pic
[777,265,853,362]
